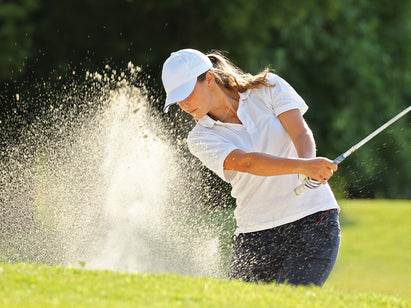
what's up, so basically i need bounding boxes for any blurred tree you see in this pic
[263,0,411,198]
[0,0,410,198]
[0,0,39,80]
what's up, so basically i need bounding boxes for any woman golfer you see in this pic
[161,49,340,286]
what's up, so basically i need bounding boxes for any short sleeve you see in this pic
[187,130,238,182]
[267,73,308,116]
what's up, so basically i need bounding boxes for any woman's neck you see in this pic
[209,89,241,123]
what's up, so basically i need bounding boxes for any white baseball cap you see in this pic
[161,49,212,113]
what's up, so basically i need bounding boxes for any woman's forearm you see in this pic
[224,150,336,183]
[224,151,301,176]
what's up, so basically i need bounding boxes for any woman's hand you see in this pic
[299,157,337,184]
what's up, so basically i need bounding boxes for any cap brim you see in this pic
[163,78,197,113]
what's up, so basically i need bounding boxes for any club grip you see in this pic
[294,155,344,196]
[294,183,306,195]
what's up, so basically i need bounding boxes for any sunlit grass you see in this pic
[1,199,409,307]
[0,263,408,308]
[326,199,411,298]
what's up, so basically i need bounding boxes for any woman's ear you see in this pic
[205,71,215,86]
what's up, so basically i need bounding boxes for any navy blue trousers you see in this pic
[228,209,340,286]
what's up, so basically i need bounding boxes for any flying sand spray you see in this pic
[0,64,228,277]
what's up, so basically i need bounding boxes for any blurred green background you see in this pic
[1,0,410,199]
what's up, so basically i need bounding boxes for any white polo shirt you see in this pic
[187,73,339,234]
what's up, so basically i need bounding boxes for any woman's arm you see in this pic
[223,109,337,184]
[223,150,335,184]
[278,109,316,159]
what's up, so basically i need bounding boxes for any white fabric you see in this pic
[187,73,339,234]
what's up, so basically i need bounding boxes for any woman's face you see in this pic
[177,77,213,120]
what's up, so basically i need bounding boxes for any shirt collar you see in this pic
[197,90,250,128]
[197,115,216,128]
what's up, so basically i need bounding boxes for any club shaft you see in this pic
[295,105,411,195]
[334,105,411,165]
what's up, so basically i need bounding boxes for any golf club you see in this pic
[294,105,411,196]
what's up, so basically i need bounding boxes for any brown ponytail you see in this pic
[198,51,274,92]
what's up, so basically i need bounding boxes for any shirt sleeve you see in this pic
[187,130,238,183]
[267,73,308,116]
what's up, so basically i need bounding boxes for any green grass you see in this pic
[326,199,411,298]
[0,199,410,307]
[0,263,408,307]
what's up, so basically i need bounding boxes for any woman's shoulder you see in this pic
[265,72,289,87]
[263,73,301,96]
[245,72,279,98]
[248,72,281,96]
[187,121,215,141]
[264,72,280,84]
[187,119,230,144]
[266,72,277,81]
